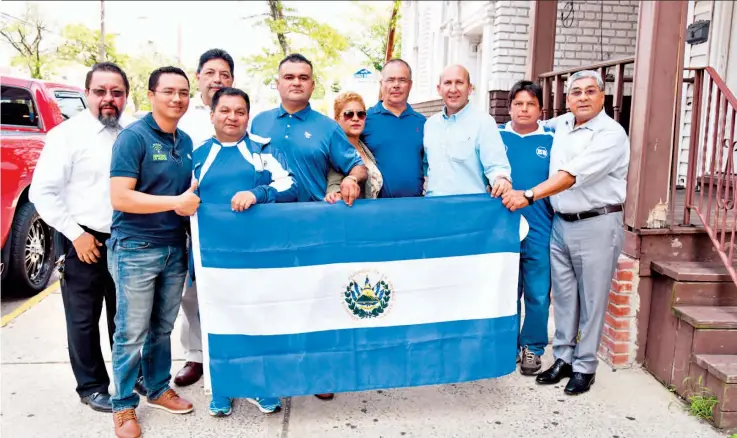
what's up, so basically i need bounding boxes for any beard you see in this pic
[98,104,121,128]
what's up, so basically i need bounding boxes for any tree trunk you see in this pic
[99,0,106,61]
[268,0,290,56]
[384,0,401,63]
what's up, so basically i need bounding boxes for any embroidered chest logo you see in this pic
[304,131,312,139]
[152,143,167,161]
[344,270,393,319]
[535,146,548,159]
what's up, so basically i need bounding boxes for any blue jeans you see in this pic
[517,236,552,356]
[107,238,187,412]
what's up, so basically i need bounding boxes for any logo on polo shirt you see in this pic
[152,143,167,161]
[304,131,312,139]
[536,146,548,159]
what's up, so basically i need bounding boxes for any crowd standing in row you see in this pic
[28,46,629,438]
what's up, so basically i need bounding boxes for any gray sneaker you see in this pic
[520,346,542,376]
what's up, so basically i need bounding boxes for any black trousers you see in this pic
[59,227,116,398]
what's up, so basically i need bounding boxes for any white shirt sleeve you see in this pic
[28,128,86,242]
[478,116,512,183]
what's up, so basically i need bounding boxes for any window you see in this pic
[1,85,40,128]
[54,91,87,120]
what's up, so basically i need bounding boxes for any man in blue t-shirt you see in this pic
[499,80,555,377]
[250,53,367,206]
[361,58,426,198]
[108,66,199,438]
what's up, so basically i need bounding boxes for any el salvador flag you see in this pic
[191,195,527,397]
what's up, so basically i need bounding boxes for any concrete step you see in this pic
[672,306,737,329]
[690,354,737,429]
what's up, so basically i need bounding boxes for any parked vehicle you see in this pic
[1,75,88,295]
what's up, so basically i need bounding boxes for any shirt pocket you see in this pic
[446,140,476,163]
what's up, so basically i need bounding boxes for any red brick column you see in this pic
[598,254,639,367]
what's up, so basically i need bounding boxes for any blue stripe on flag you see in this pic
[197,194,521,269]
[208,316,517,398]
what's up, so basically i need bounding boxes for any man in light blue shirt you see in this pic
[424,65,512,197]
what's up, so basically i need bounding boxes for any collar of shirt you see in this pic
[277,103,312,120]
[441,102,472,122]
[563,109,607,132]
[143,112,181,137]
[502,121,548,138]
[82,108,128,133]
[189,93,209,111]
[373,101,422,119]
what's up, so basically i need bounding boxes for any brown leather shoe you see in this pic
[314,393,334,400]
[147,389,194,414]
[113,409,141,438]
[174,361,203,387]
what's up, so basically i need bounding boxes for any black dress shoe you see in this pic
[80,392,112,413]
[564,372,595,395]
[134,376,147,396]
[535,359,573,385]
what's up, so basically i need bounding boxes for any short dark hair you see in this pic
[85,62,130,95]
[211,87,250,114]
[508,80,543,107]
[278,53,313,74]
[382,58,412,79]
[148,66,189,92]
[197,49,235,76]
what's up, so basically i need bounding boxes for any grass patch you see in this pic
[681,376,719,422]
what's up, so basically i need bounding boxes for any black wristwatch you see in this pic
[523,189,535,205]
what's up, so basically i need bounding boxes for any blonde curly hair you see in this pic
[333,91,367,122]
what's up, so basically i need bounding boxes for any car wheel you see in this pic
[5,202,55,296]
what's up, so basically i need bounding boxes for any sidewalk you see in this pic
[1,289,728,438]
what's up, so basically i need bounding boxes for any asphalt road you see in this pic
[1,272,58,317]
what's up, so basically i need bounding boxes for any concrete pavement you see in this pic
[1,289,729,438]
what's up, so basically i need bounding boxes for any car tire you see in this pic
[5,202,55,296]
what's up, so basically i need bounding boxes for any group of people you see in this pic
[28,46,629,438]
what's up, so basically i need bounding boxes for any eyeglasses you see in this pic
[154,89,190,99]
[90,88,125,98]
[383,77,410,85]
[342,110,366,121]
[569,88,601,98]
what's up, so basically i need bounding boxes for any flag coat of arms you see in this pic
[191,194,526,397]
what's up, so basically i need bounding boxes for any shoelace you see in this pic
[523,349,537,363]
[115,410,137,426]
[158,389,179,402]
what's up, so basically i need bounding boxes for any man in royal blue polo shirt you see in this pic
[108,66,199,438]
[499,80,555,376]
[250,53,367,402]
[250,53,367,207]
[361,59,426,198]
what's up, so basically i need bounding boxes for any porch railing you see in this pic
[679,67,737,284]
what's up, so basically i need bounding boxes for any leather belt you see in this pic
[557,204,623,222]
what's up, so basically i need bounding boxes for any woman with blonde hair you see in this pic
[325,92,383,202]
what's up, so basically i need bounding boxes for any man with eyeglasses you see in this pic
[502,70,630,396]
[173,48,236,391]
[30,62,133,414]
[361,58,426,198]
[108,66,199,438]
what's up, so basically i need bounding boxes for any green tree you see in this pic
[57,23,128,67]
[243,0,349,100]
[350,0,403,72]
[0,4,57,79]
[124,44,175,112]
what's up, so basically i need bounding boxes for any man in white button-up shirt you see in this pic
[29,62,133,413]
[502,70,629,396]
[174,49,235,388]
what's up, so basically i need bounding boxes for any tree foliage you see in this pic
[57,24,128,67]
[243,0,349,99]
[350,0,402,72]
[124,45,175,112]
[0,4,57,79]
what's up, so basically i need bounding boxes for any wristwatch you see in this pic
[523,189,535,205]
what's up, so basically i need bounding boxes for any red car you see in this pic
[1,75,88,295]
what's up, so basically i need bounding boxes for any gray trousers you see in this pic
[179,276,203,363]
[550,211,624,374]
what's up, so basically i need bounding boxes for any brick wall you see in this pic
[598,254,639,367]
[411,99,444,119]
[489,91,511,124]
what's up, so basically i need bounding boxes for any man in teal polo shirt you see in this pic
[361,58,426,198]
[108,66,199,438]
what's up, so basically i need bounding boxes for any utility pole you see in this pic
[379,0,401,101]
[99,0,106,61]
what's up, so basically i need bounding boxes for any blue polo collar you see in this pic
[277,103,312,121]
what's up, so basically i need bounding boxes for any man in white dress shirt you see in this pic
[29,62,133,413]
[174,48,235,387]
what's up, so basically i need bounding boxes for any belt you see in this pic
[556,204,623,222]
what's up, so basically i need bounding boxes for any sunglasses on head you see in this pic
[342,110,367,121]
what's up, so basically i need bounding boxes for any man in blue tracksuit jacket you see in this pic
[190,87,298,417]
[499,80,555,376]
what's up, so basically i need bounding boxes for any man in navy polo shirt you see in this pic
[251,53,367,206]
[498,80,555,376]
[108,66,199,438]
[250,53,366,402]
[361,58,426,198]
